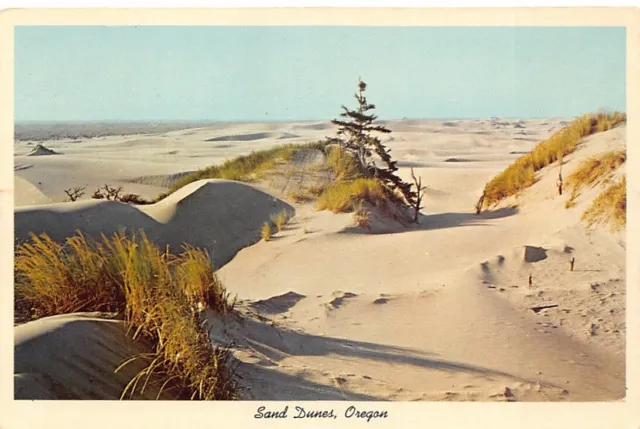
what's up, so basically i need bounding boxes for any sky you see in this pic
[14,26,626,122]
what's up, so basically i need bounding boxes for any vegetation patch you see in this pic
[261,222,272,241]
[159,141,329,202]
[479,111,626,210]
[566,149,626,193]
[582,177,626,231]
[317,178,389,213]
[324,145,365,182]
[14,231,238,400]
[91,184,152,205]
[270,210,290,232]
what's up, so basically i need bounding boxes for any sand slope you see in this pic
[14,313,171,400]
[15,179,293,268]
[215,123,626,401]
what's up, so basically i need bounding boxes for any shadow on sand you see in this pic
[220,313,544,400]
[341,206,519,236]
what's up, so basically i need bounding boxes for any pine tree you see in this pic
[330,78,417,206]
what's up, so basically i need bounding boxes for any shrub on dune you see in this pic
[14,231,237,400]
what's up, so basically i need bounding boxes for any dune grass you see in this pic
[481,111,626,209]
[14,231,238,400]
[317,178,389,213]
[325,145,365,182]
[270,210,290,232]
[156,141,330,202]
[563,149,626,210]
[567,149,626,192]
[287,189,315,203]
[311,147,394,213]
[582,177,626,231]
[261,222,272,241]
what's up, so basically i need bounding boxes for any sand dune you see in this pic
[215,123,626,401]
[27,144,59,156]
[126,171,195,188]
[14,177,52,206]
[15,180,293,268]
[13,118,626,401]
[15,312,170,400]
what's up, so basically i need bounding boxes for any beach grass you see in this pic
[261,222,272,241]
[270,210,289,232]
[582,177,626,231]
[324,145,365,182]
[14,231,238,400]
[567,149,626,193]
[158,141,330,201]
[317,178,388,213]
[481,111,626,209]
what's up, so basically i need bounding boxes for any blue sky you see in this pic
[14,26,626,122]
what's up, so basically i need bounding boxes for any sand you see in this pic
[13,118,626,401]
[14,312,171,400]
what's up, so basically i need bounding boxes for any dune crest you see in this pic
[15,179,293,269]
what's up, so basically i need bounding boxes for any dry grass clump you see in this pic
[15,233,119,318]
[317,178,388,213]
[270,210,290,232]
[261,222,272,241]
[582,177,626,231]
[566,149,626,193]
[287,189,315,203]
[288,185,332,204]
[482,111,626,209]
[325,145,365,182]
[14,232,238,400]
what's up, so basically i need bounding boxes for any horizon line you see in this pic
[14,114,589,125]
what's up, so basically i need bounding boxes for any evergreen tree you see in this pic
[330,78,417,206]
